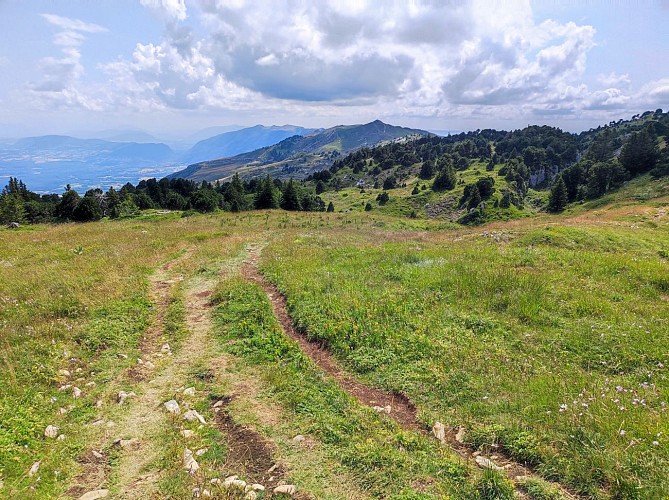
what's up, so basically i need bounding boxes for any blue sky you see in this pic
[0,0,667,138]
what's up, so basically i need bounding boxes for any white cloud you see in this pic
[23,1,666,127]
[40,14,107,33]
[140,0,187,21]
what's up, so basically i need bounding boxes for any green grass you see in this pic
[212,277,487,498]
[260,216,669,497]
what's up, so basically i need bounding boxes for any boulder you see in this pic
[44,425,59,438]
[183,449,199,474]
[274,484,297,495]
[164,400,180,414]
[432,422,446,443]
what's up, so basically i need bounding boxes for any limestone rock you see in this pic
[373,405,391,414]
[244,491,257,500]
[28,461,40,477]
[183,448,199,474]
[44,425,59,438]
[475,455,503,471]
[250,484,265,491]
[292,435,305,443]
[224,476,246,489]
[78,490,110,500]
[57,434,66,441]
[58,369,71,377]
[114,438,140,449]
[183,387,196,396]
[164,399,181,414]
[183,409,206,424]
[455,427,466,444]
[273,484,297,495]
[195,448,207,456]
[181,429,195,438]
[72,386,82,398]
[432,422,446,443]
[117,391,136,405]
[161,343,171,353]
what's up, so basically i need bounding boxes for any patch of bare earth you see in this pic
[241,245,578,499]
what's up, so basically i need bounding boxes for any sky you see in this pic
[0,0,667,138]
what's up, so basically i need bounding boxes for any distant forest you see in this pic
[1,109,667,225]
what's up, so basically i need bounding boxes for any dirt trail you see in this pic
[241,245,578,499]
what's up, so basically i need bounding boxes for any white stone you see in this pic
[432,422,446,443]
[180,429,195,438]
[85,382,96,388]
[183,387,196,396]
[244,492,257,500]
[455,427,466,444]
[183,449,199,474]
[57,434,66,441]
[213,400,224,408]
[183,409,205,424]
[195,448,207,456]
[59,407,68,415]
[164,400,181,414]
[202,490,211,498]
[59,384,71,391]
[117,391,136,405]
[225,479,247,490]
[72,387,82,398]
[28,461,40,477]
[373,405,391,414]
[161,343,171,353]
[144,361,155,369]
[58,369,71,377]
[250,484,265,491]
[91,450,104,459]
[292,435,305,443]
[45,425,59,438]
[273,484,297,495]
[78,489,110,500]
[475,455,503,471]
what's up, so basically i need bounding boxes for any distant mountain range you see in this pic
[180,125,315,164]
[170,120,430,183]
[0,121,429,192]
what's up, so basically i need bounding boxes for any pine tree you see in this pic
[255,175,278,209]
[280,178,301,210]
[548,175,568,212]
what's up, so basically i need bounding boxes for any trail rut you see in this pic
[241,244,578,499]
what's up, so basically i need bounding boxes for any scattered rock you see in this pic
[183,387,196,396]
[117,391,136,405]
[181,429,195,438]
[161,343,171,353]
[57,369,71,377]
[28,461,40,477]
[195,448,207,456]
[44,425,59,438]
[144,361,155,369]
[455,427,466,444]
[85,381,96,388]
[164,399,181,414]
[373,405,391,414]
[78,489,110,500]
[475,455,503,471]
[57,434,66,441]
[249,484,265,492]
[273,484,297,495]
[432,422,446,443]
[117,353,128,359]
[59,407,68,415]
[114,438,140,449]
[183,409,206,424]
[267,464,278,473]
[210,478,221,485]
[225,479,247,490]
[202,490,211,498]
[95,400,103,408]
[91,420,105,427]
[72,387,82,398]
[212,400,224,408]
[91,450,104,459]
[59,384,71,391]
[183,449,199,474]
[244,491,257,500]
[292,435,305,443]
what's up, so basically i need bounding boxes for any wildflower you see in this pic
[652,441,660,446]
[620,430,626,436]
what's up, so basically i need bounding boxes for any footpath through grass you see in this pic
[260,211,669,498]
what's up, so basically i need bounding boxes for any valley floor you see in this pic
[0,195,668,499]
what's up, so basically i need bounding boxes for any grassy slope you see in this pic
[0,175,667,498]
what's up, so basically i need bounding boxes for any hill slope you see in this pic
[180,124,316,165]
[169,120,429,182]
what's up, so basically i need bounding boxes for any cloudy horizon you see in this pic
[0,0,667,139]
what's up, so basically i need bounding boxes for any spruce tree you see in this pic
[255,175,278,209]
[280,178,301,210]
[548,175,568,212]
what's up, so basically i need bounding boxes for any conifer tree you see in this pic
[548,175,568,212]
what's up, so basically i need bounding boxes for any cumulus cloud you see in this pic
[24,0,666,125]
[140,0,188,21]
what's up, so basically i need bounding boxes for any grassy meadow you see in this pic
[0,179,668,498]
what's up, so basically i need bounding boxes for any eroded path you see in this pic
[241,244,578,499]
